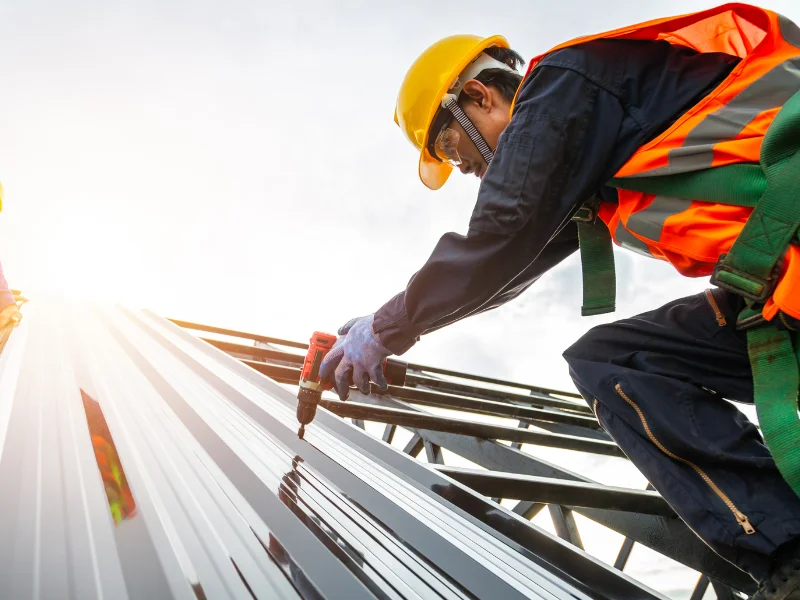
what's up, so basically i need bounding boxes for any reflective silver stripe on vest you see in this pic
[614,221,653,257]
[626,56,800,178]
[626,195,693,241]
[780,14,800,50]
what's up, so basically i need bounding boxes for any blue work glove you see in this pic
[319,315,392,401]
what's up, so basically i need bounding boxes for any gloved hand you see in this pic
[319,315,392,401]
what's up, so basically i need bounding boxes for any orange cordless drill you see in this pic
[296,331,406,439]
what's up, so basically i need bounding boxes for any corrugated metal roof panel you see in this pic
[0,302,601,600]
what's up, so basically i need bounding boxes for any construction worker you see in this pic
[320,4,800,598]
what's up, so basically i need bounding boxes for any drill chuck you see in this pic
[296,386,321,426]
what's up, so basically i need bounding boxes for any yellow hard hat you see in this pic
[394,34,509,190]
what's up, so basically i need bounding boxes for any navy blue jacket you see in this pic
[374,39,740,354]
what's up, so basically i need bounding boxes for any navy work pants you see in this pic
[563,289,800,581]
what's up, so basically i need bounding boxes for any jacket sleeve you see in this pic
[373,64,626,355]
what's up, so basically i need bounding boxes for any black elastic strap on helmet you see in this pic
[442,96,494,165]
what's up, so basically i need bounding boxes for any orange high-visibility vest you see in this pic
[518,3,800,319]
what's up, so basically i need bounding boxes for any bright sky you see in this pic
[2,1,799,597]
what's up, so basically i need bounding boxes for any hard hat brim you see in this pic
[419,148,452,190]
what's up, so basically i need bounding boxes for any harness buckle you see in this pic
[710,253,778,304]
[571,204,597,223]
[736,311,768,331]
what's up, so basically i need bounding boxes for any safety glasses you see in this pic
[434,126,463,166]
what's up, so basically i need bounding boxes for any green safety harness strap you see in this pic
[574,200,616,316]
[744,307,800,497]
[609,164,765,208]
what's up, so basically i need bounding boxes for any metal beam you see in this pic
[168,319,308,350]
[511,421,528,450]
[690,576,710,600]
[319,399,624,458]
[435,467,675,517]
[241,360,299,384]
[549,506,584,549]
[508,424,546,516]
[424,441,444,465]
[407,374,592,414]
[523,418,611,441]
[393,384,603,431]
[404,363,583,400]
[203,338,305,365]
[513,500,547,520]
[381,424,396,444]
[403,435,424,457]
[612,484,655,572]
[614,537,636,571]
[711,580,738,600]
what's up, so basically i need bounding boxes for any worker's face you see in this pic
[446,80,512,179]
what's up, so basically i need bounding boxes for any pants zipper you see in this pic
[704,289,727,327]
[613,383,755,535]
[592,399,602,425]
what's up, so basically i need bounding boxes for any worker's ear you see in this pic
[461,80,493,113]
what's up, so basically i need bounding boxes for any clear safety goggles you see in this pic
[429,95,495,167]
[433,126,462,167]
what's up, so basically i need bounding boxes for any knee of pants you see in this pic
[562,321,623,371]
[562,324,618,409]
[563,323,627,367]
[562,320,648,413]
